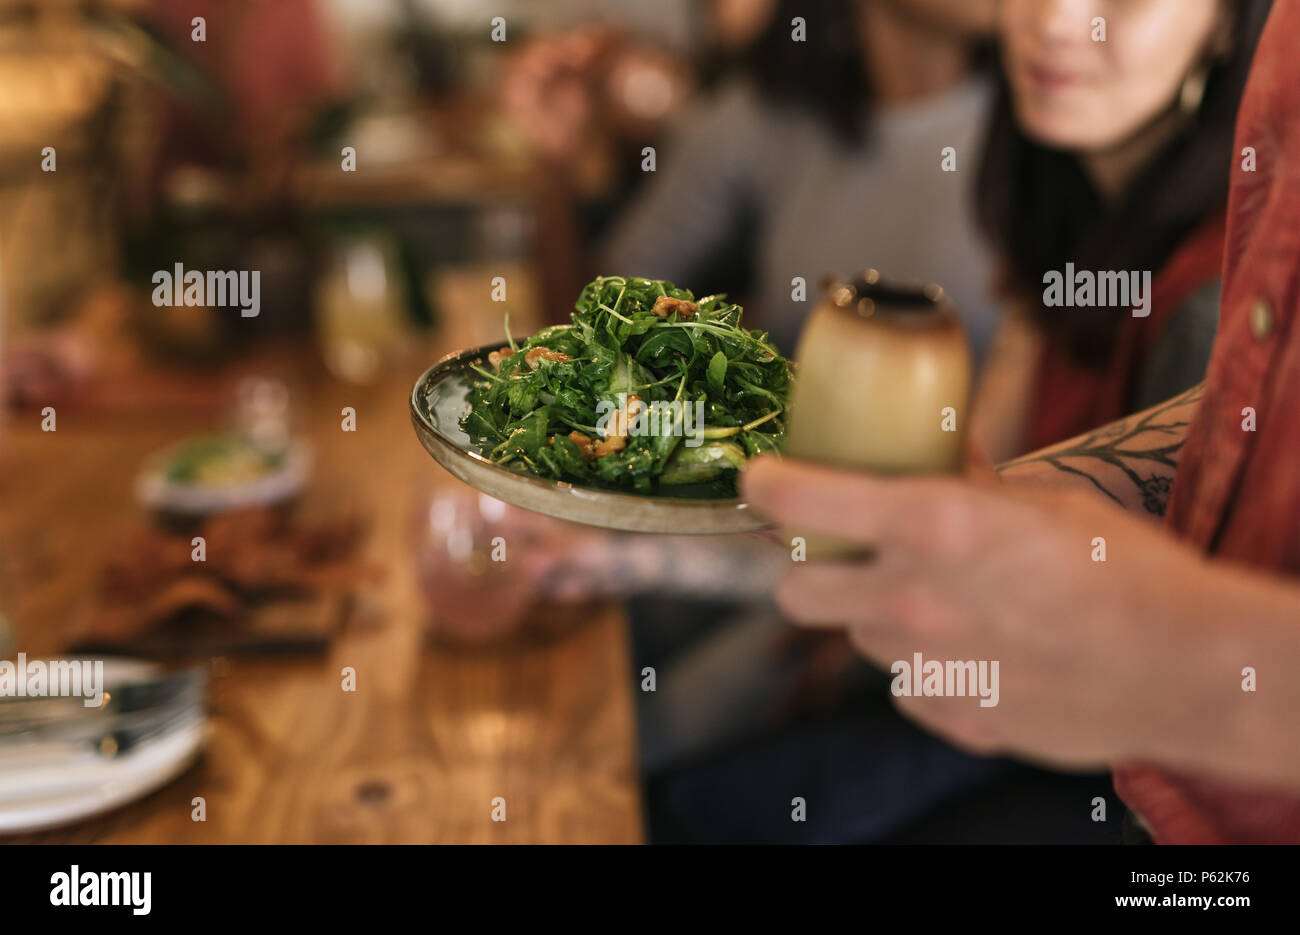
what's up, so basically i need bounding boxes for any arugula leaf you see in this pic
[706,351,728,399]
[458,276,791,494]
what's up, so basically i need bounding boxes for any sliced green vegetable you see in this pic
[458,276,790,494]
[659,441,749,485]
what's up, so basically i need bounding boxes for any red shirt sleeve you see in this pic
[1113,0,1300,844]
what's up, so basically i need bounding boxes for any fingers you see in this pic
[772,545,973,668]
[742,456,980,556]
[962,436,1003,488]
[773,552,952,636]
[891,693,1007,759]
[843,621,918,672]
[773,559,898,628]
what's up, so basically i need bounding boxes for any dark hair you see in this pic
[748,0,867,142]
[695,0,867,144]
[977,0,1273,367]
[704,0,996,146]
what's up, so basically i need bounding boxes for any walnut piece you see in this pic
[566,431,596,460]
[524,346,574,369]
[593,435,626,458]
[651,296,698,319]
[594,394,644,457]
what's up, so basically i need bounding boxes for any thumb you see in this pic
[963,435,1001,488]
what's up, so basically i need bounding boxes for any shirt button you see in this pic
[1249,301,1274,339]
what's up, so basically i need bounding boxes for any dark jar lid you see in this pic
[822,269,957,329]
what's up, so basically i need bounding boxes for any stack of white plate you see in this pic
[0,659,207,834]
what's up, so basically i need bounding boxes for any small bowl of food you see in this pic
[135,434,312,517]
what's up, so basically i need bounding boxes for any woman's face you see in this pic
[1001,0,1224,151]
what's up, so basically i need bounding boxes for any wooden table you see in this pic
[0,319,643,843]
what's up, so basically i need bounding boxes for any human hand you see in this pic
[500,28,614,165]
[2,328,98,408]
[742,456,1248,777]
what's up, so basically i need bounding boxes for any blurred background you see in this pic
[0,0,1162,843]
[0,0,817,844]
[0,0,1005,386]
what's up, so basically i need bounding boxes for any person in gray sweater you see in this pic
[603,0,1000,365]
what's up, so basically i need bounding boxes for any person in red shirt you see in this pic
[743,0,1300,843]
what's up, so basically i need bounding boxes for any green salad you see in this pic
[162,435,286,486]
[459,276,791,495]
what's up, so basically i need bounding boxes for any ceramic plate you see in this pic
[0,659,207,834]
[409,345,771,534]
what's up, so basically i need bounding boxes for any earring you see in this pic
[1179,65,1210,116]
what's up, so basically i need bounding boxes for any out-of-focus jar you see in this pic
[782,270,972,557]
[0,5,122,329]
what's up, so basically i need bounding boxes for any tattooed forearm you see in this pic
[996,382,1204,516]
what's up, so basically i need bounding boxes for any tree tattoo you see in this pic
[997,383,1204,516]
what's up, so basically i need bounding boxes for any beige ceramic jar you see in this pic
[781,271,972,557]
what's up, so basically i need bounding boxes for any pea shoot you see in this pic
[459,276,791,495]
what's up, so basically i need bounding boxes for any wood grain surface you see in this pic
[0,302,643,843]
